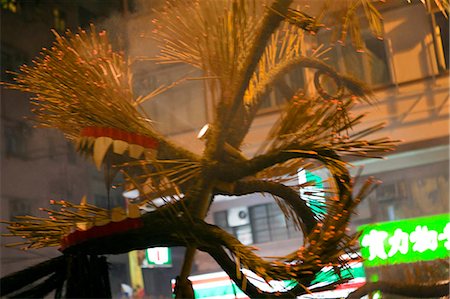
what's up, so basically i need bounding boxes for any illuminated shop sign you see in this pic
[358,214,450,267]
[142,247,172,267]
[174,259,365,299]
[303,258,365,299]
[298,169,325,216]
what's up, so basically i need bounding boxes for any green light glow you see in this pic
[145,247,172,267]
[358,214,450,267]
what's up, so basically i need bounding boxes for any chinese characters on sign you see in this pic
[358,214,450,267]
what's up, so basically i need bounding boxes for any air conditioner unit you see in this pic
[227,207,250,227]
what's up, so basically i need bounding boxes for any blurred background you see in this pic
[1,0,448,298]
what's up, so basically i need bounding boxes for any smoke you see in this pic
[97,0,207,142]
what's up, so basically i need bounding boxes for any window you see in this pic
[386,204,396,221]
[359,160,449,224]
[213,210,252,245]
[213,211,234,235]
[259,67,306,110]
[234,225,253,245]
[1,44,28,82]
[124,0,137,14]
[52,8,66,32]
[377,183,397,201]
[369,180,407,222]
[4,121,29,159]
[318,29,391,87]
[249,205,270,243]
[432,12,449,70]
[213,203,300,245]
[266,203,289,241]
[1,0,18,13]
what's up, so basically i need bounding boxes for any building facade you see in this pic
[132,0,449,287]
[1,1,448,298]
[0,1,134,296]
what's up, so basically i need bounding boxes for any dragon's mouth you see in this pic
[76,127,159,169]
[59,203,143,252]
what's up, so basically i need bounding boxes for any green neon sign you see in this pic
[358,214,450,267]
[312,262,365,284]
[299,170,326,216]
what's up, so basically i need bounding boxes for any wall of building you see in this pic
[159,3,448,275]
[1,1,447,296]
[0,0,129,283]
